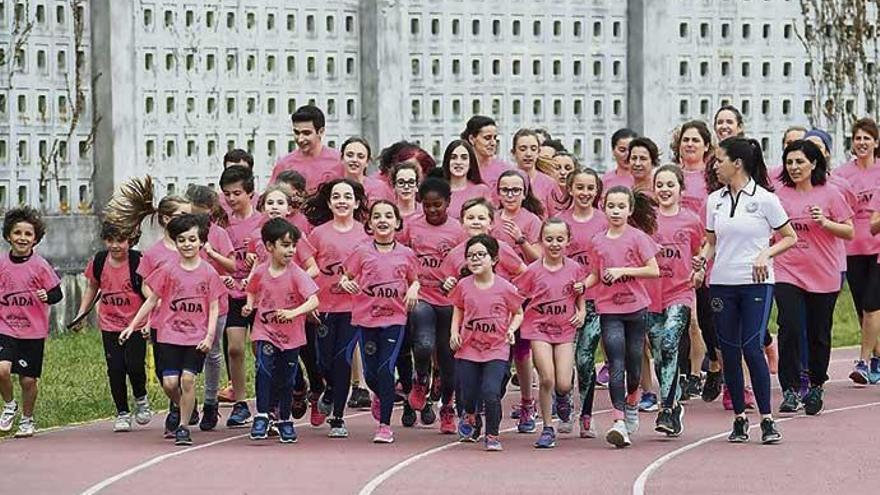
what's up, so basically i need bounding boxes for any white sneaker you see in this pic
[134,399,153,426]
[0,401,17,432]
[114,413,133,432]
[605,420,631,448]
[624,404,640,434]
[14,417,35,438]
[558,417,574,434]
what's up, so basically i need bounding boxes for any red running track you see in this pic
[1,348,878,495]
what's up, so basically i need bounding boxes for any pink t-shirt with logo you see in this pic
[343,242,418,328]
[225,211,264,299]
[450,275,524,363]
[0,253,61,339]
[559,209,608,300]
[776,184,853,292]
[681,168,710,215]
[246,262,319,350]
[270,146,343,194]
[590,227,660,314]
[835,159,880,255]
[652,209,703,309]
[441,238,525,282]
[449,182,493,221]
[308,222,370,313]
[399,215,466,306]
[602,169,634,192]
[146,260,226,346]
[515,258,585,343]
[85,254,143,332]
[200,223,233,316]
[286,211,312,237]
[490,208,542,261]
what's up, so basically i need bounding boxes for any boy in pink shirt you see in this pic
[243,218,319,443]
[269,105,343,193]
[120,214,225,446]
[0,207,63,438]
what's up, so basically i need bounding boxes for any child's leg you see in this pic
[575,302,601,417]
[600,314,627,419]
[409,302,437,387]
[623,311,649,407]
[376,326,405,424]
[651,305,690,408]
[456,359,478,415]
[125,333,148,402]
[0,361,12,402]
[553,343,575,396]
[640,339,653,393]
[225,327,248,402]
[687,307,706,377]
[433,305,456,406]
[329,314,359,418]
[202,316,226,405]
[254,341,276,415]
[480,360,509,436]
[302,322,325,396]
[276,348,300,421]
[162,374,182,405]
[102,330,130,414]
[19,376,38,417]
[530,340,556,425]
[178,372,197,426]
[513,337,533,402]
[395,329,414,397]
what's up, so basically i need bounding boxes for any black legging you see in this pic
[408,302,455,405]
[696,285,719,362]
[775,283,838,389]
[102,330,148,413]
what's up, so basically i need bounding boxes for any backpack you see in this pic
[92,249,145,300]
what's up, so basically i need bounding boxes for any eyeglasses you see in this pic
[466,251,489,261]
[498,187,524,197]
[395,179,417,188]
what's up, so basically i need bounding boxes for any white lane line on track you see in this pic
[631,400,880,495]
[357,408,613,495]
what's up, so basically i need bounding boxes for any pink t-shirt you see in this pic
[146,260,226,346]
[308,222,370,313]
[225,211,264,299]
[529,172,563,218]
[479,157,512,195]
[835,159,880,255]
[201,224,233,316]
[286,211,313,237]
[246,262,319,350]
[490,208,542,261]
[681,168,710,215]
[85,254,143,332]
[776,184,853,292]
[602,169,634,192]
[652,209,703,309]
[137,240,179,279]
[343,242,418,328]
[219,194,259,222]
[253,214,317,270]
[768,165,784,189]
[450,275,524,362]
[515,258,585,343]
[270,146,343,194]
[400,215,466,306]
[559,209,608,300]
[590,227,659,314]
[361,175,394,204]
[441,238,524,282]
[449,182,493,221]
[0,253,61,339]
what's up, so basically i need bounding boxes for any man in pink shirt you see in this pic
[270,105,343,193]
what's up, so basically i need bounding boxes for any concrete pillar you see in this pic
[360,0,405,153]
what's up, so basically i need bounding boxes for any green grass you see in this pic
[0,284,864,434]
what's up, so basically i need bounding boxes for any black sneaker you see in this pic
[350,387,372,409]
[226,401,252,428]
[702,371,723,403]
[420,402,436,426]
[760,418,782,444]
[164,405,181,439]
[174,426,192,446]
[678,375,692,401]
[669,403,684,437]
[778,389,802,413]
[802,386,824,416]
[727,416,749,443]
[685,375,703,399]
[654,408,674,435]
[188,399,200,426]
[199,403,219,431]
[401,402,417,427]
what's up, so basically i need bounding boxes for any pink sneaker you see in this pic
[309,398,326,427]
[371,394,381,422]
[373,423,394,443]
[722,386,733,411]
[579,415,597,438]
[409,382,428,411]
[744,387,757,410]
[439,405,456,434]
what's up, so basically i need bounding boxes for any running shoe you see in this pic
[0,400,18,432]
[371,394,381,422]
[217,383,235,403]
[249,415,270,440]
[346,387,363,409]
[409,379,429,411]
[165,405,181,438]
[684,374,703,400]
[509,403,521,420]
[429,369,442,402]
[596,364,610,388]
[727,416,749,443]
[678,375,692,401]
[457,415,476,442]
[778,389,802,413]
[373,424,394,443]
[419,402,436,426]
[654,408,674,435]
[401,402,417,427]
[517,400,537,433]
[605,420,631,448]
[199,403,219,431]
[291,391,308,419]
[14,417,35,438]
[134,398,153,426]
[744,387,757,410]
[187,399,200,426]
[484,434,503,451]
[638,391,659,412]
[760,418,782,444]
[721,386,733,411]
[624,403,640,434]
[113,413,132,433]
[328,418,349,438]
[702,370,723,402]
[174,426,192,446]
[226,401,252,428]
[354,387,373,409]
[802,386,824,416]
[669,403,685,437]
[534,426,556,448]
[850,360,870,385]
[556,394,574,434]
[278,421,298,443]
[580,415,597,439]
[870,357,880,384]
[309,397,327,427]
[439,405,456,434]
[267,411,279,437]
[317,391,333,416]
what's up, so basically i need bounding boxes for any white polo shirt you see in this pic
[706,179,790,285]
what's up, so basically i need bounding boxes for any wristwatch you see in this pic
[515,236,526,245]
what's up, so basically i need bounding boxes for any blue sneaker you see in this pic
[164,405,181,439]
[869,357,880,384]
[277,421,297,443]
[638,391,659,412]
[850,360,870,385]
[517,401,537,434]
[227,401,252,428]
[534,426,556,448]
[249,415,270,440]
[458,416,476,442]
[174,426,192,446]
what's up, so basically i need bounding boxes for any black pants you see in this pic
[457,358,508,436]
[102,330,148,414]
[409,302,455,405]
[696,285,719,362]
[315,312,359,418]
[293,322,326,397]
[774,283,838,389]
[600,310,648,414]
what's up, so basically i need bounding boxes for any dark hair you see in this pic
[392,161,421,185]
[3,206,46,244]
[674,120,713,163]
[303,178,368,226]
[511,128,541,151]
[718,137,773,191]
[441,140,483,185]
[378,141,418,177]
[261,217,301,246]
[604,185,657,235]
[220,165,255,194]
[653,164,686,191]
[418,177,452,201]
[540,216,571,240]
[611,128,638,147]
[460,197,496,222]
[291,105,326,130]
[780,140,828,187]
[460,115,497,140]
[533,128,553,143]
[185,185,226,226]
[100,221,130,242]
[496,169,544,217]
[852,117,880,157]
[561,168,603,210]
[365,200,404,234]
[395,146,436,177]
[628,137,660,167]
[542,139,566,153]
[714,105,744,131]
[167,213,208,243]
[223,148,254,169]
[460,233,500,277]
[275,170,306,192]
[341,136,373,161]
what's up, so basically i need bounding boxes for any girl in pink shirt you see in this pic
[392,162,421,219]
[775,141,853,414]
[512,129,560,218]
[342,137,393,204]
[602,128,638,192]
[303,178,370,435]
[583,186,660,448]
[339,201,420,444]
[273,169,314,237]
[0,207,63,438]
[256,185,318,277]
[516,219,586,448]
[442,139,493,220]
[558,168,608,438]
[450,234,525,451]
